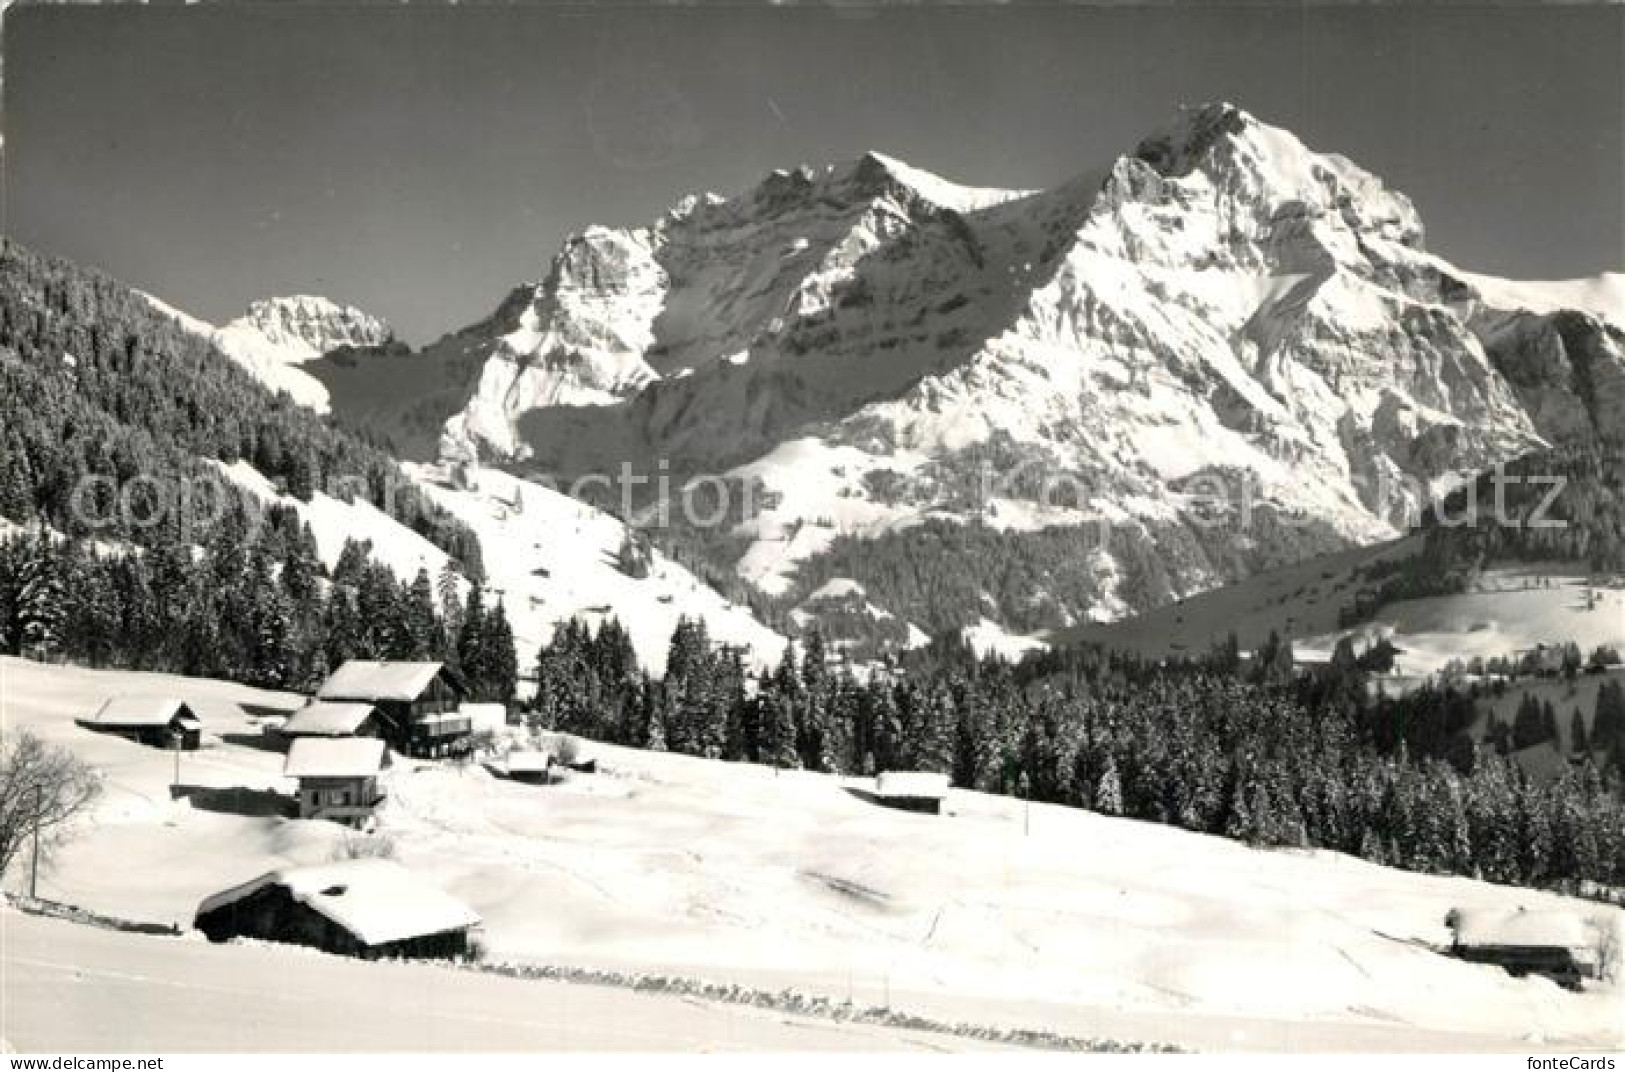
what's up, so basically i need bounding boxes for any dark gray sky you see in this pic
[4,3,1621,343]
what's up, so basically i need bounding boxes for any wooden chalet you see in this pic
[284,737,390,828]
[316,661,470,758]
[76,697,201,750]
[279,701,382,740]
[193,859,481,960]
[1447,906,1600,988]
[872,771,950,815]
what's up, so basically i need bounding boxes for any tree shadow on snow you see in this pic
[219,731,287,755]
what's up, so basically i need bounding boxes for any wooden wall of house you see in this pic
[875,796,943,815]
[196,884,471,960]
[195,885,361,955]
[101,724,199,751]
[297,775,378,818]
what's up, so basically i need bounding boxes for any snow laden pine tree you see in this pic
[404,568,442,661]
[9,534,66,661]
[1094,756,1124,816]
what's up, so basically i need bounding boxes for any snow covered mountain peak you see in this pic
[842,149,1034,213]
[232,295,395,359]
[325,103,1623,634]
[140,292,396,414]
[1125,101,1425,264]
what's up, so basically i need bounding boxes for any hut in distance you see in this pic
[76,697,201,750]
[1447,905,1602,988]
[871,771,950,815]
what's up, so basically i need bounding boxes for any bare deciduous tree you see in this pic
[0,730,102,887]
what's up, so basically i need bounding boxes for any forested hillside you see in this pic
[529,616,1625,895]
[0,238,482,572]
[0,238,521,697]
[1337,445,1625,624]
[786,508,1349,636]
[1426,446,1625,571]
[0,525,519,700]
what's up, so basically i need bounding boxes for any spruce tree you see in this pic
[483,599,519,704]
[1095,756,1124,816]
[456,585,488,690]
[404,568,441,660]
[1569,708,1589,755]
[15,533,65,660]
[436,559,464,658]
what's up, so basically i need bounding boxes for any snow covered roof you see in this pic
[505,750,552,774]
[195,859,480,947]
[81,697,196,728]
[874,772,950,799]
[283,737,389,779]
[279,702,377,737]
[1450,907,1594,953]
[317,661,458,702]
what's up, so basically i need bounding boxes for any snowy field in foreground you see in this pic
[1,656,1621,1052]
[1,911,1006,1053]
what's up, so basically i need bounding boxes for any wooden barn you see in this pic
[76,697,201,750]
[872,771,950,815]
[1447,906,1600,988]
[279,701,382,740]
[284,737,390,827]
[194,859,481,960]
[316,661,470,758]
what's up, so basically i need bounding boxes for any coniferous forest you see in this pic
[530,616,1625,895]
[2,234,1622,899]
[0,238,483,572]
[1338,445,1625,624]
[0,527,519,701]
[0,237,514,698]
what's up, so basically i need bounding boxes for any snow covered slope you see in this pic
[204,457,785,672]
[364,102,1620,632]
[1459,271,1625,327]
[401,463,786,673]
[6,656,1620,1052]
[212,460,458,585]
[142,294,394,414]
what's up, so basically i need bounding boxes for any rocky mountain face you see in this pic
[331,103,1623,638]
[144,294,398,414]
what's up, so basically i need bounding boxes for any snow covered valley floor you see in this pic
[2,656,1621,1052]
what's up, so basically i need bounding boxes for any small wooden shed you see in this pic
[503,750,553,784]
[194,859,481,960]
[1447,906,1600,987]
[76,698,201,750]
[872,771,950,815]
